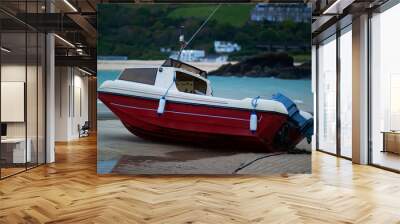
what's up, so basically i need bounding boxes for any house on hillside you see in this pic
[214,41,241,53]
[251,3,311,23]
[201,54,228,63]
[169,50,205,62]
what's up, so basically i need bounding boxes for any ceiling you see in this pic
[311,0,391,43]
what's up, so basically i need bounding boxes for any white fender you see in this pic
[250,112,257,132]
[157,97,166,115]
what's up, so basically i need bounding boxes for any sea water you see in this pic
[97,70,313,117]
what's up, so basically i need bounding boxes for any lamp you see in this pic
[1,47,11,53]
[322,0,355,15]
[54,34,75,48]
[63,0,78,12]
[78,67,93,76]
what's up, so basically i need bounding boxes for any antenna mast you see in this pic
[177,4,221,60]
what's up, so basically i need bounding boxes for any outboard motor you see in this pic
[271,93,313,143]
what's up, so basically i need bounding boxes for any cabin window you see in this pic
[118,68,157,85]
[175,71,207,95]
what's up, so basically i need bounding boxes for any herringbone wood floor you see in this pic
[1,135,400,224]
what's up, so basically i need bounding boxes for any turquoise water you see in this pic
[98,70,313,113]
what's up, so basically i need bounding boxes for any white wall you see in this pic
[1,64,26,139]
[55,66,69,141]
[71,72,89,138]
[1,63,46,164]
[1,65,40,137]
[55,67,89,141]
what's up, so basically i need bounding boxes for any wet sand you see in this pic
[98,119,311,175]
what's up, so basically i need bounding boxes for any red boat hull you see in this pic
[98,92,301,152]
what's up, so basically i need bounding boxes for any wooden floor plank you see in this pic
[0,135,399,223]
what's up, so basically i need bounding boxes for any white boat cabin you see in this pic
[117,58,212,96]
[100,58,290,116]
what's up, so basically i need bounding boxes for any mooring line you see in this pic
[232,152,286,174]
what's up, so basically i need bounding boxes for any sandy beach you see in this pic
[98,119,311,175]
[98,60,230,72]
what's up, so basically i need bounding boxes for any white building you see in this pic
[214,41,241,53]
[169,49,205,62]
[160,47,171,53]
[251,3,311,23]
[201,55,228,63]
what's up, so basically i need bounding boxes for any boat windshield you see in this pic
[175,71,207,95]
[162,58,207,78]
[118,68,158,85]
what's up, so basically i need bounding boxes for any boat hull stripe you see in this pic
[110,102,263,122]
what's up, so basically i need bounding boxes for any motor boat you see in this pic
[98,58,313,152]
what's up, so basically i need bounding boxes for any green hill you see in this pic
[98,4,311,61]
[167,4,254,27]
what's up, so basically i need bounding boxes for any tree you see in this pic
[98,5,311,60]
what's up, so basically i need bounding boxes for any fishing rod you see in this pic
[177,4,221,60]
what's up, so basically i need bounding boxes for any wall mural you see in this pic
[97,3,313,175]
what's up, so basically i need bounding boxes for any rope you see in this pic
[162,75,176,99]
[232,152,286,174]
[180,4,221,52]
[251,96,261,112]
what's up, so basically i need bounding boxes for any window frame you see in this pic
[118,68,158,85]
[174,70,208,95]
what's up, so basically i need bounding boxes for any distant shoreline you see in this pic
[207,74,310,80]
[98,60,232,72]
[98,59,310,79]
